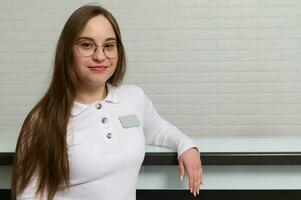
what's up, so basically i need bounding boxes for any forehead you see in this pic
[78,15,116,42]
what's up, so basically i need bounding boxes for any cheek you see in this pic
[72,51,86,71]
[72,49,79,67]
[110,58,118,69]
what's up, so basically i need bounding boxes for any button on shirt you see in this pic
[18,84,197,200]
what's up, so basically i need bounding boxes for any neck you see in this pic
[75,84,107,104]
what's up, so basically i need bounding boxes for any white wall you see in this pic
[2,165,301,190]
[1,0,301,141]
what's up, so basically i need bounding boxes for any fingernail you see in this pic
[197,189,199,195]
[180,175,183,181]
[194,191,196,197]
[190,188,192,193]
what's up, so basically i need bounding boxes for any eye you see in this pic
[103,42,117,50]
[78,40,95,49]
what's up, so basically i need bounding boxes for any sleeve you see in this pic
[142,93,199,159]
[17,178,47,200]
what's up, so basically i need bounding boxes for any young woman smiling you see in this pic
[12,4,203,200]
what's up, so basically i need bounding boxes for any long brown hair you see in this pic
[11,4,126,200]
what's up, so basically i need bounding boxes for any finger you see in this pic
[182,162,195,196]
[198,165,205,195]
[199,158,204,183]
[187,167,195,196]
[178,159,185,181]
[194,168,201,195]
[190,162,202,196]
[196,161,204,194]
[193,168,199,196]
[200,166,204,185]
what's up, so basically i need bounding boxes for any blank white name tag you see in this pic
[119,114,141,128]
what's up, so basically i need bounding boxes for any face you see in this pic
[72,15,118,89]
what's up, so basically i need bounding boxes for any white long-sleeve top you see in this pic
[18,84,197,200]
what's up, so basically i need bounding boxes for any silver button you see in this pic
[96,103,102,109]
[106,133,112,139]
[102,117,108,124]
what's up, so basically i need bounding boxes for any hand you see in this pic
[178,147,203,197]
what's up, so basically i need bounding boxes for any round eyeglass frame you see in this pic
[75,40,120,59]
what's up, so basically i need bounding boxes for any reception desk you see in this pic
[1,137,301,199]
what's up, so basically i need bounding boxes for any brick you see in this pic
[124,19,174,30]
[258,39,300,49]
[10,10,32,20]
[0,43,12,53]
[259,50,301,61]
[0,117,19,127]
[0,21,11,32]
[0,106,14,116]
[12,21,52,32]
[175,0,215,7]
[214,7,258,18]
[123,30,158,41]
[259,61,301,71]
[258,6,301,17]
[12,0,50,10]
[0,0,11,10]
[259,17,301,28]
[217,18,258,28]
[13,43,36,53]
[131,41,176,51]
[259,0,301,6]
[172,7,215,18]
[135,0,173,7]
[0,11,12,20]
[13,64,50,74]
[131,8,172,19]
[35,53,53,64]
[128,63,175,73]
[0,54,13,64]
[175,18,216,29]
[216,0,259,6]
[100,0,135,8]
[217,39,258,50]
[14,105,34,116]
[175,62,217,72]
[281,28,301,38]
[0,64,14,73]
[0,86,14,96]
[13,74,49,85]
[34,31,60,42]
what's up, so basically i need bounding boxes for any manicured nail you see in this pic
[180,175,183,181]
[194,191,196,197]
[190,188,192,193]
[197,189,199,195]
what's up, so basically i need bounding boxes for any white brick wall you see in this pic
[0,0,300,139]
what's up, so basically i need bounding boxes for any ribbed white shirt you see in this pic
[18,84,197,200]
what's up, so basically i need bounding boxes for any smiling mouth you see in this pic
[88,66,108,72]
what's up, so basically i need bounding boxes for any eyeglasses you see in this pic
[75,39,119,59]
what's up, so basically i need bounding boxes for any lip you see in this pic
[88,65,108,72]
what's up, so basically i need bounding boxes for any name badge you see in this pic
[119,114,140,128]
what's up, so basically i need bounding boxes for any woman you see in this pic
[12,4,203,200]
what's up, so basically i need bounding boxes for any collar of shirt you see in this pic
[71,83,120,117]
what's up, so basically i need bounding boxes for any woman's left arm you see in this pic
[141,92,203,196]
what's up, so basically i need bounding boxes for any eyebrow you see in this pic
[76,37,117,43]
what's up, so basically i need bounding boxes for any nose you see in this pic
[92,47,106,61]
